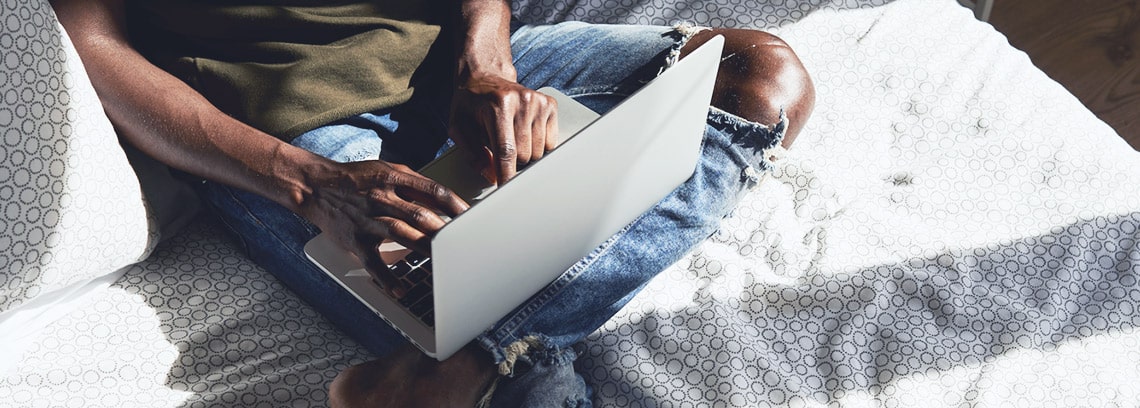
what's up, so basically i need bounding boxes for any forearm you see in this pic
[52,0,326,213]
[455,0,516,82]
[94,58,325,212]
[449,0,559,183]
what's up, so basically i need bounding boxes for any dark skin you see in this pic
[53,0,814,405]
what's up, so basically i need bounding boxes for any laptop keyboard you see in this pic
[373,251,435,327]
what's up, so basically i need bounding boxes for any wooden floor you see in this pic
[988,0,1140,150]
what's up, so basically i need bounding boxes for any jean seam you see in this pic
[486,213,644,352]
[290,211,320,237]
[218,185,315,264]
[200,184,251,250]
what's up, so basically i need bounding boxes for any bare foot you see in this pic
[329,344,498,408]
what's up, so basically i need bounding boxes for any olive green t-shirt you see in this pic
[127,1,446,140]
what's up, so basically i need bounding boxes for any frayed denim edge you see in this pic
[474,335,587,408]
[662,23,711,74]
[708,106,788,180]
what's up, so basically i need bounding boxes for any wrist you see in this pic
[270,144,338,214]
[457,59,517,84]
[455,0,515,83]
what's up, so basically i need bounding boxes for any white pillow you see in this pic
[0,0,154,314]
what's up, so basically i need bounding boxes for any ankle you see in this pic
[328,344,499,408]
[443,343,498,385]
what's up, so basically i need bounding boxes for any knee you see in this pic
[683,29,816,147]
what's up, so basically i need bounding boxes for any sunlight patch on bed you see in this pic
[0,285,190,406]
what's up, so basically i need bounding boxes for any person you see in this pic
[52,0,815,406]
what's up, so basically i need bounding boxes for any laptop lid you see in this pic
[429,35,725,359]
[301,88,607,359]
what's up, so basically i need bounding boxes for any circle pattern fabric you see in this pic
[534,0,1140,406]
[5,1,1140,407]
[0,218,371,407]
[0,0,152,313]
[512,0,896,29]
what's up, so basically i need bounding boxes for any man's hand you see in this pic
[448,75,558,184]
[450,0,558,185]
[297,160,468,295]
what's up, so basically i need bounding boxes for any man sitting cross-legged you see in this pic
[52,0,814,405]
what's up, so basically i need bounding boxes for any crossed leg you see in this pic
[329,26,815,408]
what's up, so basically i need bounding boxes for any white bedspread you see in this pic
[550,0,1140,406]
[4,0,1139,407]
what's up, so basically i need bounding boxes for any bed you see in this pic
[3,0,1139,406]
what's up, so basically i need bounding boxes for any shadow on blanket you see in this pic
[106,209,1138,405]
[578,211,1140,405]
[111,216,371,406]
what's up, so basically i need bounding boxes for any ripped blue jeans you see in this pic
[197,22,786,407]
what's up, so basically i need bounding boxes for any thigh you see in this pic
[510,22,680,113]
[292,105,450,169]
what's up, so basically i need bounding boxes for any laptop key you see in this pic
[405,251,428,265]
[408,294,433,317]
[390,260,412,278]
[399,283,431,307]
[422,311,434,327]
[407,267,429,284]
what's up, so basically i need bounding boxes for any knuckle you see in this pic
[377,217,401,234]
[496,92,517,107]
[379,171,402,186]
[366,188,384,202]
[496,143,517,159]
[367,187,395,202]
[429,184,451,201]
[409,207,433,224]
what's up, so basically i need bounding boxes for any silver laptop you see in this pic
[304,35,725,360]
